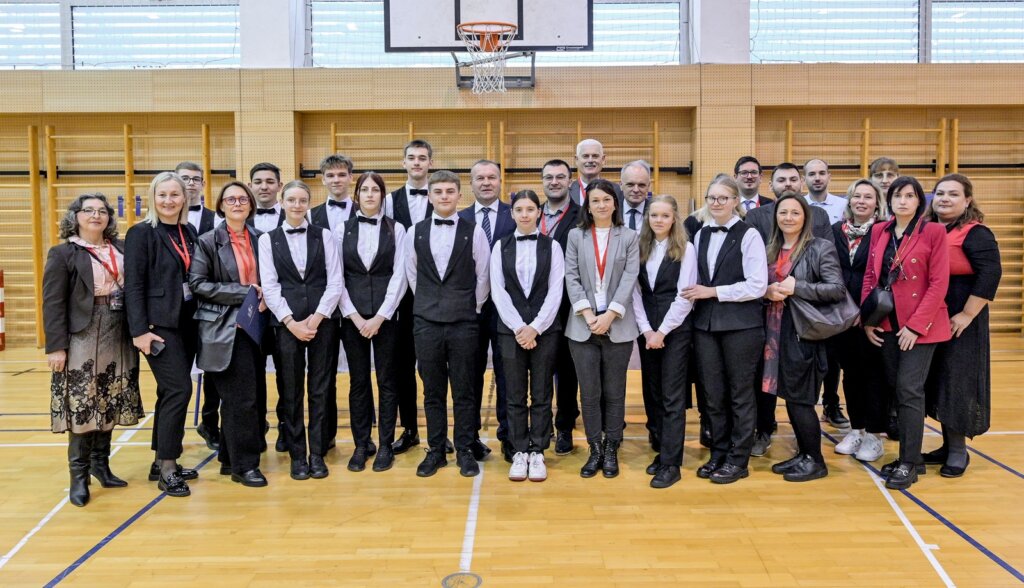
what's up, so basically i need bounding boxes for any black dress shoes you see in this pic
[470,438,491,461]
[158,471,191,497]
[372,445,395,472]
[275,425,287,453]
[940,453,970,478]
[699,418,712,449]
[290,458,310,481]
[309,455,329,479]
[392,429,420,455]
[196,423,220,451]
[445,439,456,454]
[148,462,197,482]
[457,449,481,477]
[416,448,448,477]
[501,440,514,464]
[710,463,749,484]
[885,462,919,489]
[650,465,681,489]
[555,431,574,455]
[646,454,661,476]
[219,464,231,476]
[771,454,805,475]
[922,446,949,465]
[231,469,268,487]
[348,445,371,472]
[782,455,829,482]
[696,458,723,479]
[880,459,925,478]
[648,431,661,453]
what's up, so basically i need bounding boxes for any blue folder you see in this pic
[237,285,268,344]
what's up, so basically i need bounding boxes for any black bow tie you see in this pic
[328,199,348,209]
[256,208,276,215]
[285,227,306,235]
[357,216,378,225]
[516,234,538,241]
[704,225,728,234]
[409,189,428,196]
[434,218,455,226]
[188,205,202,212]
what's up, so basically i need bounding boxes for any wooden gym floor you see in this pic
[0,338,1022,587]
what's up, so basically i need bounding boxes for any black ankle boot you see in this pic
[602,438,621,478]
[68,432,94,507]
[90,430,127,488]
[580,442,603,478]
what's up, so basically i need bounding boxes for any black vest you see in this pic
[412,219,477,323]
[391,187,433,229]
[496,233,561,335]
[341,216,396,317]
[268,226,332,325]
[638,251,681,330]
[691,221,763,332]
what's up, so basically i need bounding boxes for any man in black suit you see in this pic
[386,139,434,454]
[458,159,515,462]
[540,159,581,455]
[620,160,653,233]
[567,139,624,206]
[309,154,356,231]
[175,161,220,451]
[734,155,774,212]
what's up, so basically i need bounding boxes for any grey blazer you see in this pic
[563,225,640,343]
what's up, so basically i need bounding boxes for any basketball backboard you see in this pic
[384,0,593,52]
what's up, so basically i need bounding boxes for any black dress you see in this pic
[925,224,1001,437]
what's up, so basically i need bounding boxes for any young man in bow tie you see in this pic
[176,161,220,236]
[310,154,357,231]
[249,162,286,233]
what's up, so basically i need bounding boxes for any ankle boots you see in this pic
[68,430,127,507]
[602,438,621,478]
[580,442,603,478]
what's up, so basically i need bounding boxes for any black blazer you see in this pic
[189,224,262,372]
[42,239,125,354]
[309,200,357,232]
[457,201,515,245]
[389,185,433,229]
[683,215,704,242]
[831,220,874,298]
[745,201,832,244]
[124,221,198,338]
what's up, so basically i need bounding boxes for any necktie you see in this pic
[256,208,276,215]
[744,200,755,211]
[328,199,348,209]
[434,218,454,226]
[480,207,493,244]
[628,208,639,231]
[409,189,428,196]
[357,216,378,225]
[516,234,538,241]
[704,225,728,234]
[188,205,202,212]
[285,227,306,234]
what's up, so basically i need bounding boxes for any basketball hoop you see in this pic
[456,21,518,94]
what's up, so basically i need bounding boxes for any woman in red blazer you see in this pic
[861,176,950,490]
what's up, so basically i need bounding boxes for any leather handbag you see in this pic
[789,291,861,341]
[860,269,896,327]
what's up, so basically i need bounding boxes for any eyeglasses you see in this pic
[79,207,109,217]
[223,196,249,206]
[542,174,569,182]
[180,176,203,185]
[736,170,760,177]
[705,195,735,205]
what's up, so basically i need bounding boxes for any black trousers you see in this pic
[568,335,632,445]
[146,323,197,461]
[208,333,262,474]
[833,327,887,432]
[340,317,399,448]
[324,325,341,446]
[553,304,579,433]
[695,327,764,468]
[260,328,285,442]
[472,300,508,441]
[637,325,692,467]
[200,376,220,432]
[414,317,478,451]
[820,344,841,408]
[275,319,339,460]
[755,350,775,435]
[394,292,420,434]
[879,333,936,465]
[499,331,558,454]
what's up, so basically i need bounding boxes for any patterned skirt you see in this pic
[50,303,145,434]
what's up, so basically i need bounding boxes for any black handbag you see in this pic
[789,291,861,341]
[860,285,895,327]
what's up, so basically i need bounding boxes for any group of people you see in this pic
[42,138,1000,505]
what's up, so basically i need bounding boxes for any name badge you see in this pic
[182,282,193,301]
[594,290,608,313]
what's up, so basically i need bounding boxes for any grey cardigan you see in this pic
[563,225,640,343]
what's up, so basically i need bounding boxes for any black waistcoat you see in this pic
[496,233,561,335]
[691,221,763,332]
[412,219,477,323]
[268,226,331,325]
[341,216,396,318]
[638,251,681,330]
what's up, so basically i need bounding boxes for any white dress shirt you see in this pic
[804,192,847,224]
[383,182,431,224]
[187,205,222,233]
[257,220,344,322]
[691,215,768,302]
[489,230,565,334]
[320,196,355,231]
[623,200,646,232]
[475,199,501,243]
[335,212,409,320]
[404,213,491,313]
[253,203,282,233]
[631,239,698,335]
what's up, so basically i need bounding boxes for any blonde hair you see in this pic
[693,173,744,224]
[639,195,689,263]
[143,171,189,227]
[844,179,887,222]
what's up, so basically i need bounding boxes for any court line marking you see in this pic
[823,431,1024,584]
[45,451,218,587]
[923,423,1024,480]
[459,448,486,574]
[0,411,153,572]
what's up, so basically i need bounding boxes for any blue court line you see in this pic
[44,452,218,587]
[822,431,1024,584]
[923,423,1024,481]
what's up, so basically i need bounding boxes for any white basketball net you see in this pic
[457,23,518,94]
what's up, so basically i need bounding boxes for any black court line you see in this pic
[44,452,218,587]
[8,369,35,376]
[923,423,1024,480]
[821,430,1024,584]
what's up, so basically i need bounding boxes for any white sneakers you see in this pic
[834,429,864,455]
[854,432,885,462]
[509,451,547,482]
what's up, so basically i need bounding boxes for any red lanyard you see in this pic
[540,205,569,236]
[167,224,192,271]
[85,243,120,282]
[578,178,587,203]
[227,226,255,281]
[591,228,610,284]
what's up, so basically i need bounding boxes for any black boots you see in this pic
[90,430,127,488]
[580,442,603,478]
[602,438,621,478]
[68,432,94,507]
